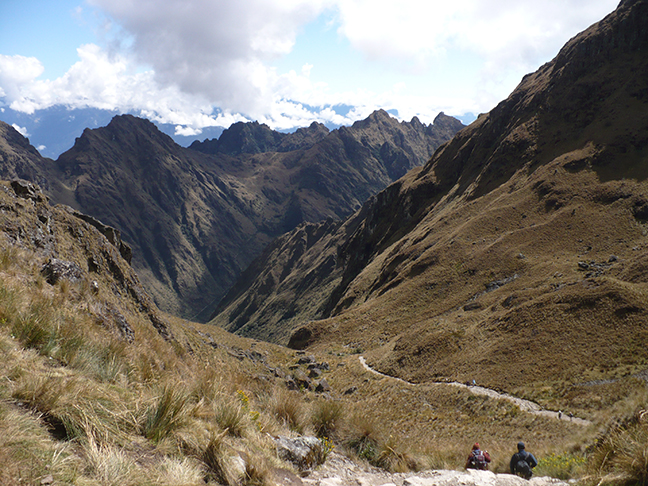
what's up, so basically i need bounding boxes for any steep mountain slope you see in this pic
[0,177,613,485]
[0,111,462,321]
[0,122,54,186]
[209,0,648,400]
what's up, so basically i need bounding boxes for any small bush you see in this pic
[535,452,586,480]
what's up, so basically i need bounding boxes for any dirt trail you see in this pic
[358,356,591,426]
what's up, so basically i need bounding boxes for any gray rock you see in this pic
[315,378,331,393]
[293,369,312,390]
[274,436,324,471]
[297,355,316,365]
[11,179,45,202]
[41,258,83,285]
[285,377,299,391]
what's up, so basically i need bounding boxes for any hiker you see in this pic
[466,442,492,470]
[510,441,538,479]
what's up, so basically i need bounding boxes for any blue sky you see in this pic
[0,0,619,136]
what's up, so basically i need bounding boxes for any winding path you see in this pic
[358,356,591,426]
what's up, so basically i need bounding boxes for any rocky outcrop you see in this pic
[274,436,326,472]
[0,179,171,341]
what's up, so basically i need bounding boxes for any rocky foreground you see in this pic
[301,453,569,486]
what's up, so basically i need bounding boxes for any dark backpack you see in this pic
[469,449,488,470]
[515,452,533,479]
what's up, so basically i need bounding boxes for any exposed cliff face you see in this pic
[0,179,171,340]
[0,123,54,187]
[0,110,463,321]
[209,0,648,391]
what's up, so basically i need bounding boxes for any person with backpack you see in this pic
[510,441,538,479]
[465,443,492,470]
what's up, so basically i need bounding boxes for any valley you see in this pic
[0,1,647,485]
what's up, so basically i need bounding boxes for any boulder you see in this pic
[274,436,325,471]
[41,258,83,285]
[315,379,331,393]
[292,370,312,390]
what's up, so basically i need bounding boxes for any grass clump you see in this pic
[143,385,191,443]
[342,414,418,472]
[587,407,648,486]
[343,415,380,463]
[215,400,249,437]
[311,399,345,439]
[267,388,306,432]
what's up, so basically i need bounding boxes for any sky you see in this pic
[0,0,619,137]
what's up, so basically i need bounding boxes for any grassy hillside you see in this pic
[0,182,645,486]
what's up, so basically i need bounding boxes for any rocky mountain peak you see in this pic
[189,120,285,155]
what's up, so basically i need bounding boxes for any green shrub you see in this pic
[535,452,586,480]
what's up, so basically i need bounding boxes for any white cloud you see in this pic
[87,0,329,116]
[333,0,617,76]
[0,55,46,113]
[0,0,619,135]
[11,124,29,137]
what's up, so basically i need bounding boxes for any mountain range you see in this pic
[0,1,647,484]
[0,109,463,321]
[209,0,648,392]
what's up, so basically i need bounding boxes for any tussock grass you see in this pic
[267,387,306,432]
[215,400,249,437]
[341,414,418,472]
[155,456,205,486]
[343,414,380,463]
[200,431,239,485]
[587,406,648,486]
[374,435,419,473]
[83,435,140,486]
[143,385,191,443]
[311,399,345,439]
